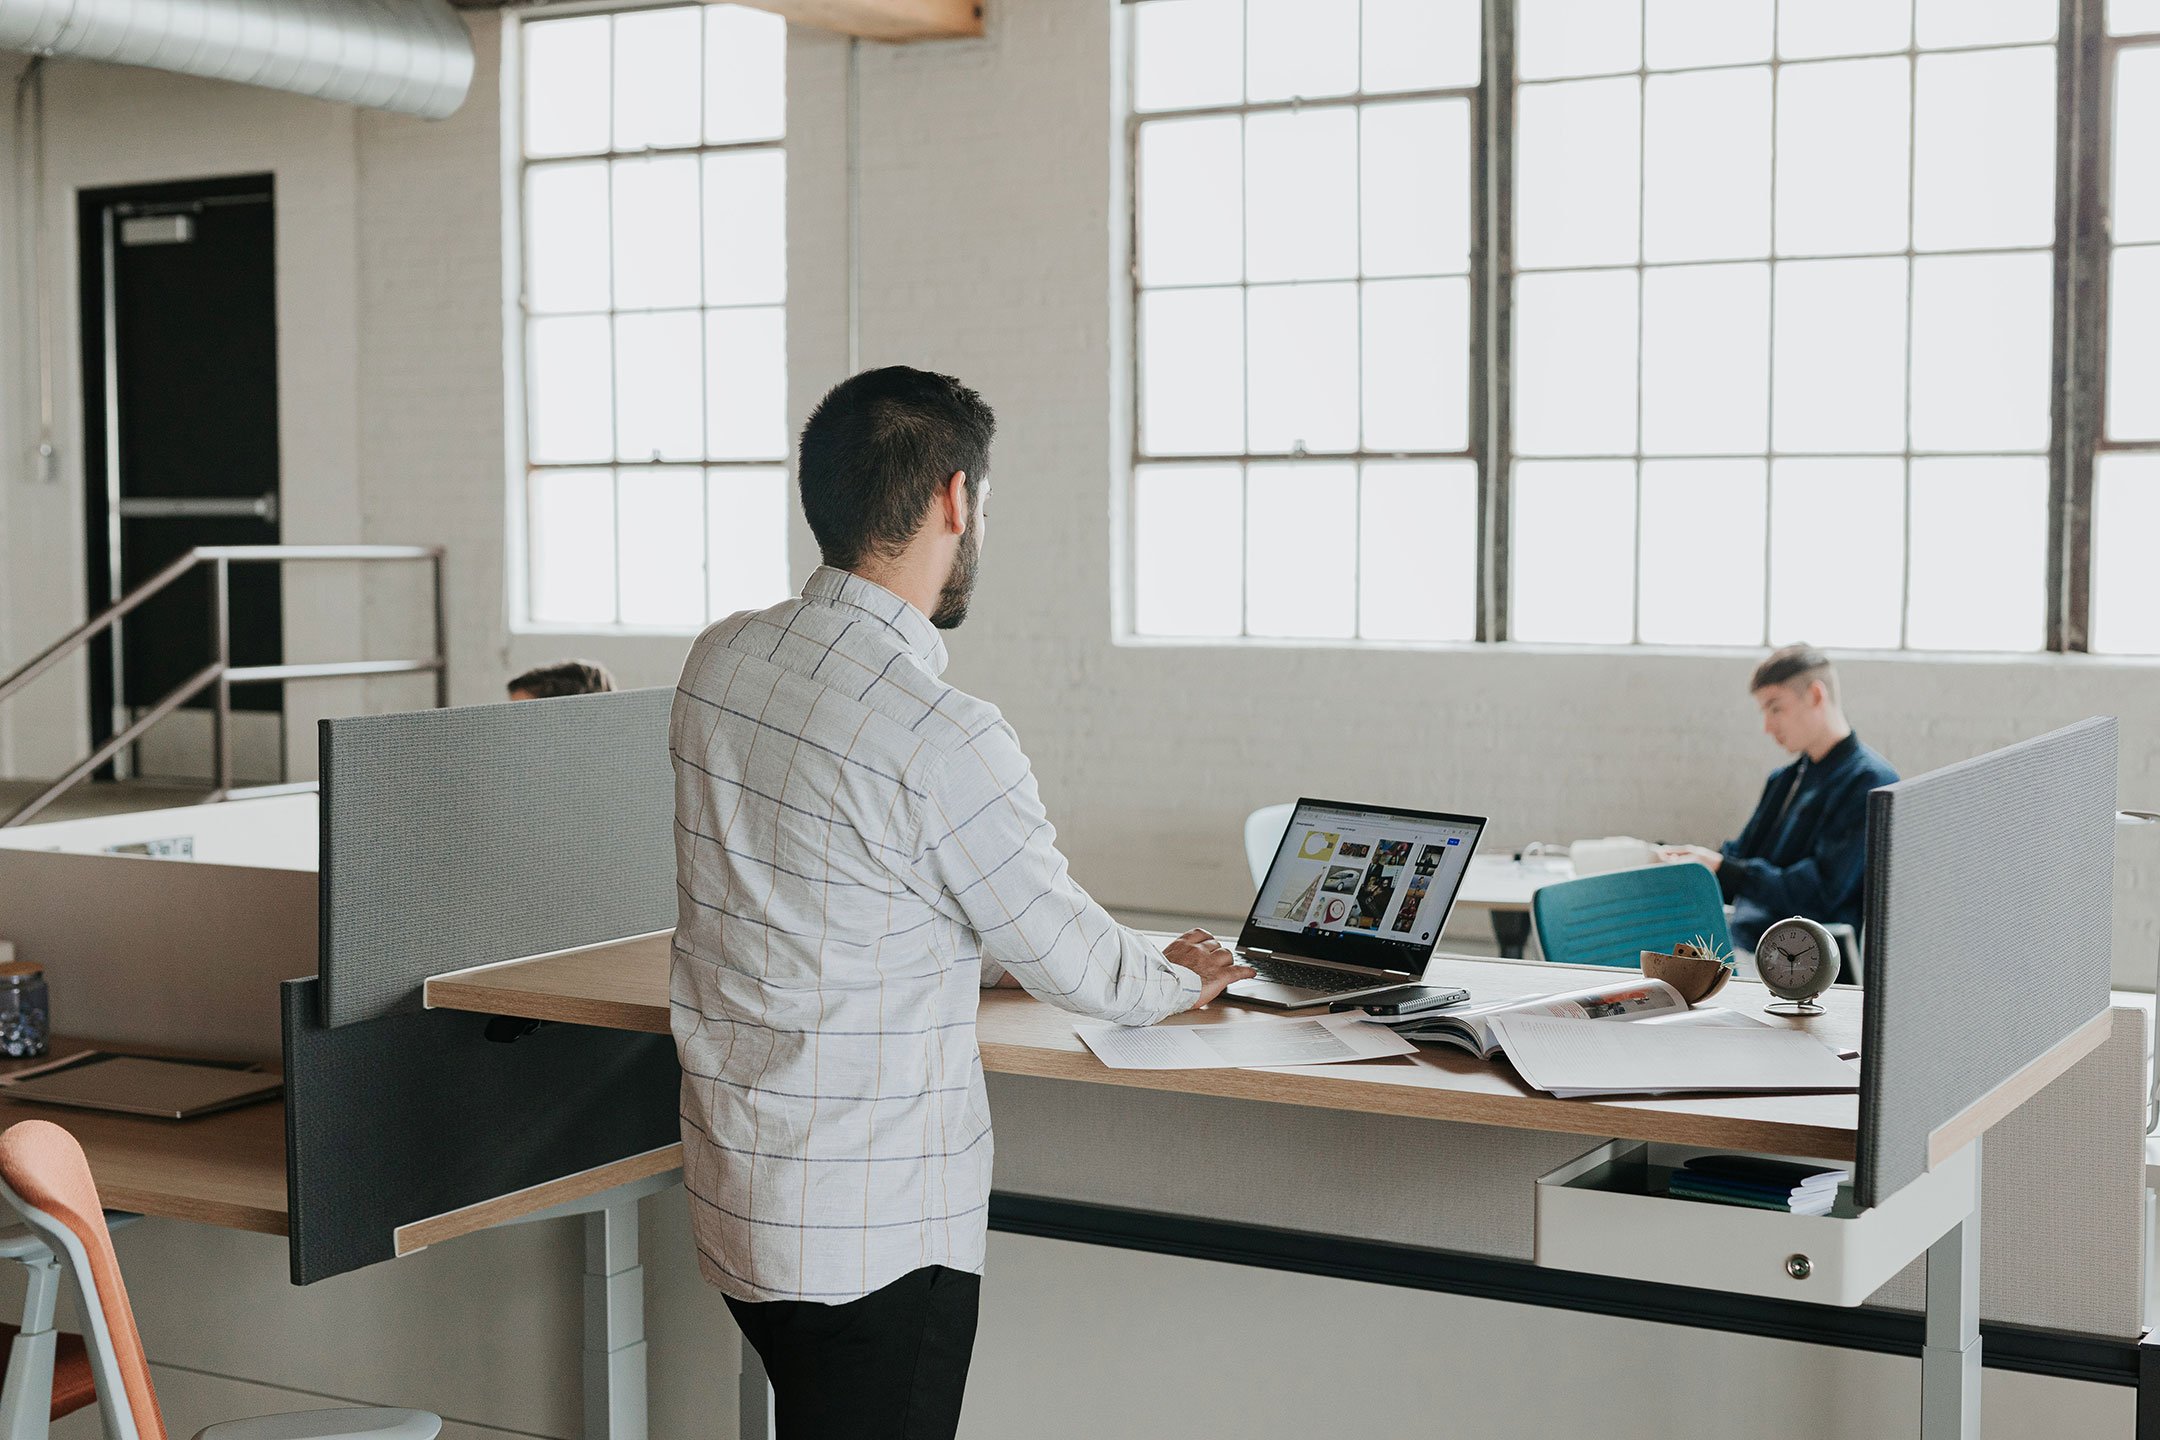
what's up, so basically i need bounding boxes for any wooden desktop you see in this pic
[423,929,2100,1167]
[0,1044,285,1235]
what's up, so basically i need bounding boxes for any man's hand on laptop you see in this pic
[1162,929,1256,1009]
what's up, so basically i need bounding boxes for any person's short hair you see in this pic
[797,367,995,570]
[507,659,617,700]
[1750,643,1838,704]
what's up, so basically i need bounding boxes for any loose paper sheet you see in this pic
[1075,1013,1418,1071]
[1486,1013,1860,1098]
[1636,1005,1861,1059]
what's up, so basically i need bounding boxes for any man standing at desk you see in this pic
[1658,644,1898,951]
[669,366,1251,1440]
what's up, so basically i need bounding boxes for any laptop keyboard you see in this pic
[1248,958,1375,995]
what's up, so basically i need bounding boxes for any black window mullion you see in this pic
[2054,0,2111,652]
[1479,0,1516,643]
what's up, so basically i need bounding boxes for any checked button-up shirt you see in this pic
[670,565,1199,1304]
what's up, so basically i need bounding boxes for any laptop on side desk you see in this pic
[1225,798,1487,1010]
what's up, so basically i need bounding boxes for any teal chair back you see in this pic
[1530,864,1733,970]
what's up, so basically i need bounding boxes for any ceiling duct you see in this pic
[0,0,474,120]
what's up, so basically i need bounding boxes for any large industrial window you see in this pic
[1511,0,2056,650]
[1127,0,1483,642]
[513,3,789,631]
[1127,0,2134,657]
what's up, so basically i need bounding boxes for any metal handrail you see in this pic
[0,543,446,827]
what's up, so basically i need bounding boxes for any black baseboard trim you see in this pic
[988,1193,2141,1388]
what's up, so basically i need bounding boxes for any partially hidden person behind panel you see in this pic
[667,365,1253,1440]
[505,659,616,701]
[1656,643,1899,953]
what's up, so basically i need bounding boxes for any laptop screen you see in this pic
[1238,799,1487,977]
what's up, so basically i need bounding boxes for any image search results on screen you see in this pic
[1253,814,1475,946]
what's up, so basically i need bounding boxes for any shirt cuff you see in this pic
[1164,957,1205,1014]
[1717,856,1754,902]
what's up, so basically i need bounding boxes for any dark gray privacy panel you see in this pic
[1856,718,2117,1208]
[282,977,680,1283]
[319,688,674,1026]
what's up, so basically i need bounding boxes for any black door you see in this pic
[79,175,283,774]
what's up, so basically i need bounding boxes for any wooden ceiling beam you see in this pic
[733,0,981,41]
[462,0,983,43]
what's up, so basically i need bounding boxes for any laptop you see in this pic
[1225,798,1487,1010]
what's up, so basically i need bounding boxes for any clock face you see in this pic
[1760,930,1823,993]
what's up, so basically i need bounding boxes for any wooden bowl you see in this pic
[1640,949,1732,1005]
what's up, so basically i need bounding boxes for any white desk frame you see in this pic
[464,1168,684,1440]
[1923,1137,1983,1440]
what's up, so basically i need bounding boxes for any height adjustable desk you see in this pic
[295,695,2144,1440]
[423,932,2106,1440]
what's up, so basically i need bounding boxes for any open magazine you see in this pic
[1383,978,1746,1058]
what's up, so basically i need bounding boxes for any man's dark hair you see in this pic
[508,659,617,699]
[1750,643,1838,703]
[797,367,995,569]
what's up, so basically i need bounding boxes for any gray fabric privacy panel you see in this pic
[282,977,680,1284]
[1855,717,2117,1209]
[318,688,675,1026]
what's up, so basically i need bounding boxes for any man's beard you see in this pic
[929,519,980,630]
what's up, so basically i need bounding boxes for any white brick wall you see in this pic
[799,0,2160,984]
[0,55,370,782]
[353,18,511,713]
[0,12,2153,1434]
[3,3,2158,982]
[0,58,21,781]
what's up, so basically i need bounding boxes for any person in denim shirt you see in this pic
[1659,644,1899,951]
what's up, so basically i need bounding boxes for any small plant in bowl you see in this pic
[1675,936,1734,969]
[1640,934,1735,1004]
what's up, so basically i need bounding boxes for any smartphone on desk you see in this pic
[1331,984,1469,1016]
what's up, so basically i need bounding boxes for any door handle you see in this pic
[115,494,278,523]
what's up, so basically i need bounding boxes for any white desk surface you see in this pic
[1455,853,1576,911]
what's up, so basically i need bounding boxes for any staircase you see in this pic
[0,545,446,827]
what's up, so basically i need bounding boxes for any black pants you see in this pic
[727,1265,981,1440]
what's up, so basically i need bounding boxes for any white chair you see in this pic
[0,1120,440,1440]
[0,1219,96,1440]
[1243,803,1297,887]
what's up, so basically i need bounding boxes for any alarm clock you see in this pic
[1756,916,1840,1016]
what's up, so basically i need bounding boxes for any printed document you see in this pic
[1484,1014,1860,1098]
[1075,1013,1418,1071]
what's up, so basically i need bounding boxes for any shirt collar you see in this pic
[1795,732,1859,775]
[802,566,949,676]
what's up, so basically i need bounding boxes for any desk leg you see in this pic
[739,1339,774,1440]
[584,1201,648,1440]
[1920,1138,1981,1440]
[1491,911,1531,960]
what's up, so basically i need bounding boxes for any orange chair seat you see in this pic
[0,1323,96,1420]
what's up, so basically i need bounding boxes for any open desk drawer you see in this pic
[1535,1141,1976,1307]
